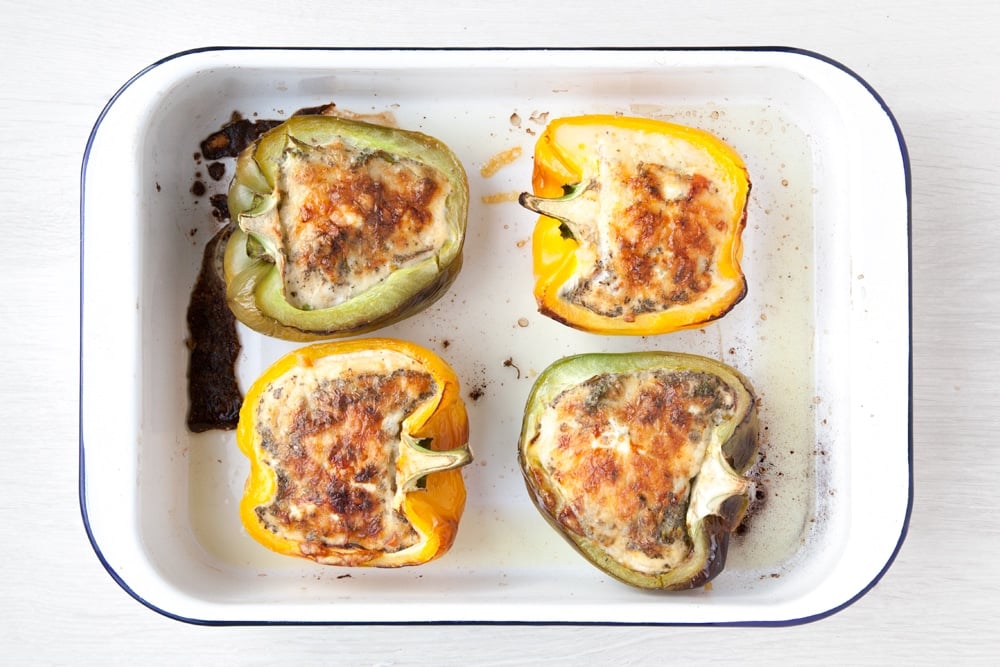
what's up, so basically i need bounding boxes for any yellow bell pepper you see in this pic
[236,338,472,567]
[519,115,751,335]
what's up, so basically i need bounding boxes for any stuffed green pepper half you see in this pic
[518,351,759,590]
[224,115,469,341]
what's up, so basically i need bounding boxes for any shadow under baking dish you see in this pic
[79,46,911,625]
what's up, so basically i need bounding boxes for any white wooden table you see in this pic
[2,0,997,662]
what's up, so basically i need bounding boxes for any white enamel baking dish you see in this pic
[79,47,911,625]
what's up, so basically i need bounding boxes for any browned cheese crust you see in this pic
[566,169,730,320]
[252,367,437,564]
[534,370,737,566]
[274,141,451,309]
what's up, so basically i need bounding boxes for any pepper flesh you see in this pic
[237,338,472,567]
[518,352,758,590]
[520,115,750,335]
[225,115,468,341]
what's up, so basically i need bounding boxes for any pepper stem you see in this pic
[395,433,472,500]
[518,180,598,240]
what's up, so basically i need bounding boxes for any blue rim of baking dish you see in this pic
[78,45,913,627]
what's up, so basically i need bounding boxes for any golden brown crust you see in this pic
[274,141,452,310]
[536,370,737,565]
[564,167,730,320]
[253,366,437,563]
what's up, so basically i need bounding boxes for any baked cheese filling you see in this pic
[247,139,453,311]
[530,370,738,574]
[557,128,738,320]
[250,350,438,563]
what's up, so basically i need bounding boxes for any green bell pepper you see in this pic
[224,115,468,341]
[518,351,758,590]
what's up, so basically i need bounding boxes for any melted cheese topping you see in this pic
[250,350,438,564]
[530,370,737,574]
[247,139,452,310]
[555,125,740,320]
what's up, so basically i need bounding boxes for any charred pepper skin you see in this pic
[237,338,472,568]
[520,115,751,336]
[224,115,468,341]
[517,351,758,590]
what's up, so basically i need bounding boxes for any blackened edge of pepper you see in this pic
[186,224,243,432]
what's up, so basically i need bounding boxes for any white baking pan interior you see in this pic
[80,48,911,625]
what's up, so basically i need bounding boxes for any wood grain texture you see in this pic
[2,0,999,663]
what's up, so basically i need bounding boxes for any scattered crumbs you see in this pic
[463,360,490,403]
[526,128,536,136]
[207,162,226,181]
[528,110,549,125]
[155,182,161,192]
[510,112,522,127]
[337,574,352,579]
[728,347,736,354]
[760,312,768,321]
[781,178,789,187]
[190,180,206,197]
[516,238,528,248]
[441,338,451,349]
[517,317,529,328]
[209,194,230,222]
[857,273,865,280]
[481,191,521,204]
[480,146,523,178]
[503,357,521,379]
[189,228,198,237]
[703,582,713,592]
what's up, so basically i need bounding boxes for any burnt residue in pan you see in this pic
[186,114,278,432]
[200,113,283,160]
[186,224,242,432]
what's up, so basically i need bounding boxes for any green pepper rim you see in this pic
[224,115,469,340]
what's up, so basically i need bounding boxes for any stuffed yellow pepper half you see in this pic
[520,115,750,335]
[237,338,472,567]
